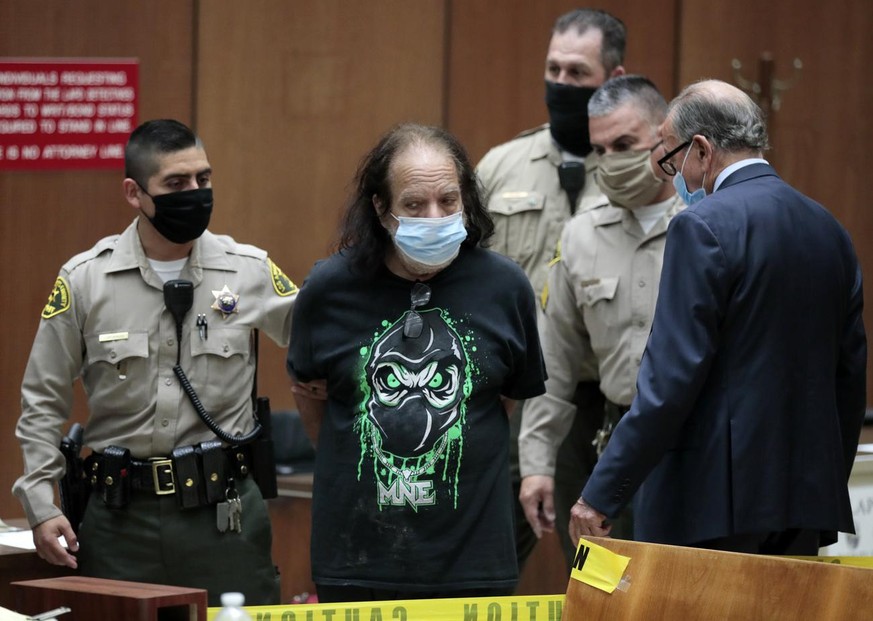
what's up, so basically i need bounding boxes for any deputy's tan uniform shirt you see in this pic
[519,196,684,477]
[476,125,605,295]
[13,219,297,527]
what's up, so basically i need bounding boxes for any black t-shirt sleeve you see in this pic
[286,263,326,383]
[501,273,547,400]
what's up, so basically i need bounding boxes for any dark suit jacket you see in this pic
[583,163,867,546]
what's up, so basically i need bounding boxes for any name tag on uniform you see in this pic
[98,331,129,342]
[501,191,530,199]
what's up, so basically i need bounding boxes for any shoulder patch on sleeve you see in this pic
[42,276,71,319]
[268,258,298,297]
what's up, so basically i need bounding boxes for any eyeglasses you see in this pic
[656,140,691,176]
[403,282,432,339]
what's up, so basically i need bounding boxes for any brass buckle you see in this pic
[149,458,175,495]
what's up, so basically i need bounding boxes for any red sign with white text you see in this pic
[0,58,138,171]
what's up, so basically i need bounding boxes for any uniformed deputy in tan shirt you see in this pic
[475,9,629,568]
[477,126,605,297]
[15,223,294,522]
[520,195,684,476]
[519,75,683,542]
[12,119,297,606]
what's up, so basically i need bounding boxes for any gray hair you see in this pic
[338,123,493,275]
[553,9,626,74]
[588,75,668,128]
[669,80,770,152]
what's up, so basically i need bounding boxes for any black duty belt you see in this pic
[85,442,252,509]
[603,399,630,426]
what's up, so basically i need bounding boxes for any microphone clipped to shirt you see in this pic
[558,161,586,214]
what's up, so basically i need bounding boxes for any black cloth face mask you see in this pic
[140,186,213,244]
[545,81,598,158]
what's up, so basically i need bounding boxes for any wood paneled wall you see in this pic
[196,0,448,412]
[447,0,678,163]
[0,0,678,598]
[196,0,679,419]
[3,0,869,599]
[0,0,195,513]
[678,0,873,403]
[0,1,677,597]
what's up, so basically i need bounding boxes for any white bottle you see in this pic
[213,592,252,621]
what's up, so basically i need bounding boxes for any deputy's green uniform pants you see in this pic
[78,476,280,606]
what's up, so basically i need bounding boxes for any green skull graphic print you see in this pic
[358,307,474,510]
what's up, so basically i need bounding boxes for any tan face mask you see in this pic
[595,149,665,209]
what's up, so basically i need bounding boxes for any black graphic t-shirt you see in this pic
[287,246,546,591]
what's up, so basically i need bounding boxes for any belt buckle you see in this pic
[149,458,175,495]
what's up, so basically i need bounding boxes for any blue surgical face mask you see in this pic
[391,210,468,267]
[672,144,707,206]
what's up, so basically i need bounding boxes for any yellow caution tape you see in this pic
[207,594,566,620]
[569,538,631,594]
[789,556,873,569]
[207,555,873,619]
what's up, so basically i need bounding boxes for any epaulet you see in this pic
[513,123,549,140]
[62,234,120,272]
[210,234,297,297]
[44,235,119,319]
[231,242,268,261]
[211,234,268,261]
[578,197,611,214]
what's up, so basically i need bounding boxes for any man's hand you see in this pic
[290,377,327,448]
[569,497,611,546]
[499,396,517,418]
[519,475,556,539]
[291,378,328,401]
[32,515,78,569]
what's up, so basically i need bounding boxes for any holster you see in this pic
[100,445,131,509]
[249,397,278,499]
[59,423,89,534]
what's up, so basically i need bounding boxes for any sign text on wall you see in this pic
[0,58,138,171]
